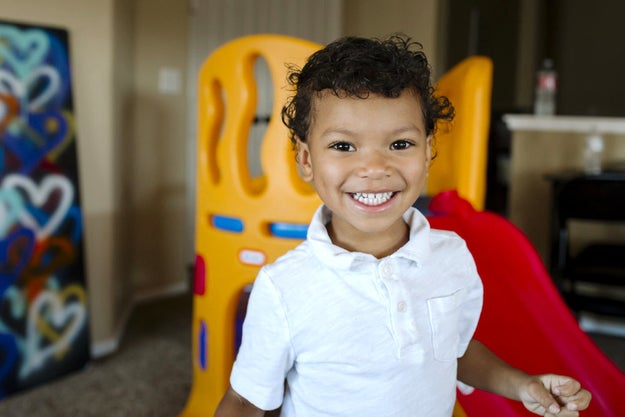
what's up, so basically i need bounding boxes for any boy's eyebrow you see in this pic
[390,126,424,135]
[319,127,354,137]
[320,125,423,137]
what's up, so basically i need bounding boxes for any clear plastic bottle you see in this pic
[583,129,604,175]
[534,58,557,116]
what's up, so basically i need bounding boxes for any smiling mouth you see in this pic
[351,192,395,206]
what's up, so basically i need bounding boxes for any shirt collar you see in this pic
[307,204,432,270]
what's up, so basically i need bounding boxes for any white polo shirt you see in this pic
[231,205,483,417]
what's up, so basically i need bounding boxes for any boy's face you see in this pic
[297,89,431,253]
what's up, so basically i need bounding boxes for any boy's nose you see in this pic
[358,151,390,179]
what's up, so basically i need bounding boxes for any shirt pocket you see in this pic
[427,289,464,362]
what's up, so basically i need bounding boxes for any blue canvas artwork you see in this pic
[0,19,90,399]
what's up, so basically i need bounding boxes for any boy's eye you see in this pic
[329,142,355,152]
[390,140,413,150]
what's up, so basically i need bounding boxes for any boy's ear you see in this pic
[426,135,433,166]
[296,138,314,182]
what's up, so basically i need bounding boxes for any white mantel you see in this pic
[504,114,625,134]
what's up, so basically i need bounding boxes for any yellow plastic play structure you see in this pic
[180,34,491,417]
[179,34,322,417]
[426,56,493,211]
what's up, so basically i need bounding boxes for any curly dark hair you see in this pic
[281,34,454,146]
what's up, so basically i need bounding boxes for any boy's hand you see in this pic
[520,374,591,416]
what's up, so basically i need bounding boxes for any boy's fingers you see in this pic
[529,381,561,415]
[552,376,592,411]
[553,378,582,397]
[562,389,592,412]
[527,375,591,416]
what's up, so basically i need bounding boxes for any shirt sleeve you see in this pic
[456,245,484,358]
[230,268,294,410]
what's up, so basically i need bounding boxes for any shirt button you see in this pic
[382,263,393,278]
[397,301,407,312]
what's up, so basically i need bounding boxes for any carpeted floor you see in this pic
[0,291,624,417]
[0,293,193,417]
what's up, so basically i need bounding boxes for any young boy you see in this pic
[214,35,591,417]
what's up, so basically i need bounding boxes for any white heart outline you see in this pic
[0,187,25,237]
[0,65,61,112]
[0,25,49,78]
[2,174,74,240]
[21,289,87,378]
[0,98,7,122]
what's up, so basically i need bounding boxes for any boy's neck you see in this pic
[326,220,410,259]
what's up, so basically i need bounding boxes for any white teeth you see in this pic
[352,192,394,206]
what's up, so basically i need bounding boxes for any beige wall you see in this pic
[1,0,189,355]
[343,0,441,75]
[112,0,137,341]
[128,0,188,296]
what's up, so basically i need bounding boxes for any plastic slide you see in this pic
[427,191,625,417]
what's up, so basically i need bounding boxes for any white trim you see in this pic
[503,114,625,134]
[91,337,121,359]
[91,280,189,358]
[133,279,189,304]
